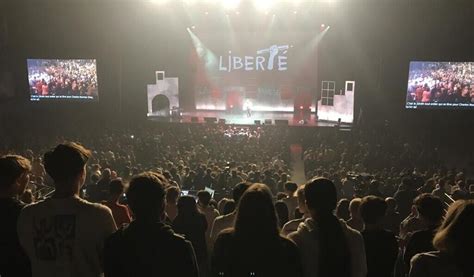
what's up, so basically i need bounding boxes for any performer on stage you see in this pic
[244,99,253,117]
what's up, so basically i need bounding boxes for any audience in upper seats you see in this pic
[404,193,445,270]
[289,178,367,277]
[360,196,398,277]
[17,142,117,277]
[282,185,309,236]
[336,198,351,221]
[282,182,299,220]
[165,186,180,222]
[104,178,132,228]
[104,172,199,277]
[0,155,32,277]
[346,198,364,232]
[210,182,250,246]
[173,195,208,275]
[211,183,303,277]
[197,190,220,244]
[410,200,474,277]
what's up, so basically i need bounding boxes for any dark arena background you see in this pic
[2,1,474,277]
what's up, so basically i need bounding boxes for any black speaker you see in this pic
[204,117,217,123]
[254,120,261,125]
[191,117,199,123]
[275,119,289,126]
[264,119,272,125]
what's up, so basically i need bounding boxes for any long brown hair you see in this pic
[433,200,474,277]
[233,183,280,240]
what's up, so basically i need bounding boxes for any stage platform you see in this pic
[149,110,352,128]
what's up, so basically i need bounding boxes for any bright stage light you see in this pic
[254,0,274,13]
[223,0,240,10]
[149,0,170,4]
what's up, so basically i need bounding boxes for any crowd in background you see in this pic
[1,123,474,277]
[407,62,474,104]
[28,59,98,97]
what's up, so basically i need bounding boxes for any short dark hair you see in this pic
[360,196,387,225]
[0,155,31,189]
[414,193,445,224]
[109,178,125,195]
[284,182,298,193]
[127,172,166,220]
[165,186,180,202]
[197,190,212,206]
[232,182,250,203]
[44,142,91,184]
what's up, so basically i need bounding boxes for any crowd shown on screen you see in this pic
[1,125,474,277]
[407,62,474,104]
[28,60,98,97]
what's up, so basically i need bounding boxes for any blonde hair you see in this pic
[433,200,474,253]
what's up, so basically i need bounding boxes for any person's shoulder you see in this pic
[411,251,443,266]
[278,235,298,250]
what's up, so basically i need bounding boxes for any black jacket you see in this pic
[104,221,199,277]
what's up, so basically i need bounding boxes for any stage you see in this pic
[149,110,352,128]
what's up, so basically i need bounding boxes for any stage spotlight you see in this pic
[205,11,209,15]
[223,0,240,10]
[191,25,196,29]
[293,11,298,14]
[300,105,304,110]
[321,24,325,28]
[254,0,274,12]
[235,11,240,15]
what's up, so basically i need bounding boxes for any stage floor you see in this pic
[149,110,352,128]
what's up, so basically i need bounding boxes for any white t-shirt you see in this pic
[18,196,117,277]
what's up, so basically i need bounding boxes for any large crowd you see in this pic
[1,124,474,277]
[28,59,98,97]
[407,62,474,104]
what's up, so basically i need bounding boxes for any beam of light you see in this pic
[222,0,240,10]
[187,28,219,75]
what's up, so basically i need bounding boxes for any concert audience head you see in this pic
[296,185,308,215]
[234,183,279,238]
[284,182,298,196]
[109,178,125,201]
[336,198,350,220]
[223,199,236,215]
[177,195,200,217]
[232,182,250,203]
[433,200,474,275]
[43,142,91,194]
[385,197,397,213]
[413,193,445,226]
[360,196,387,226]
[349,198,362,219]
[166,186,180,203]
[0,155,31,196]
[197,190,212,207]
[275,200,289,228]
[126,172,166,221]
[304,177,352,277]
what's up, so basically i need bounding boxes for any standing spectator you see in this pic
[197,190,220,244]
[360,196,398,277]
[394,178,420,219]
[104,172,199,277]
[173,196,208,275]
[336,198,351,221]
[404,194,445,269]
[410,200,474,277]
[97,168,112,200]
[211,183,303,277]
[210,182,250,246]
[382,197,402,234]
[281,185,309,236]
[104,178,132,228]
[289,178,367,277]
[0,155,32,277]
[282,182,299,220]
[165,186,180,222]
[275,200,290,228]
[18,142,117,277]
[346,198,364,232]
[262,170,277,194]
